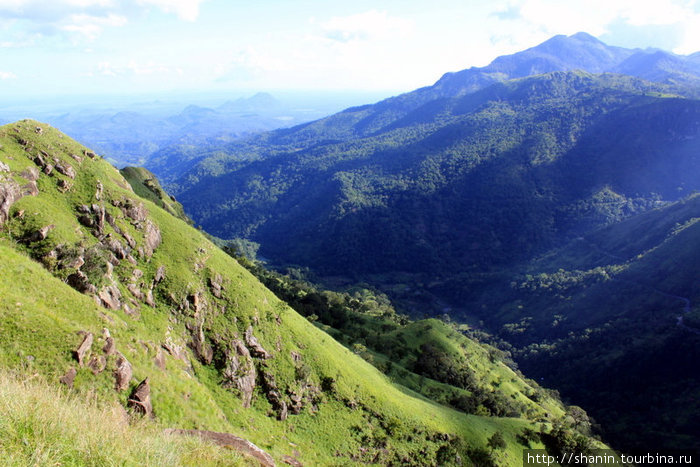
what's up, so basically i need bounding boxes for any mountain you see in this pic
[0,120,602,465]
[149,33,700,453]
[462,194,700,451]
[171,71,699,279]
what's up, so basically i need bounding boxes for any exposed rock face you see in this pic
[154,265,166,284]
[209,274,223,298]
[223,339,256,408]
[127,378,153,418]
[261,369,287,421]
[67,271,97,294]
[190,322,213,364]
[124,201,148,222]
[154,348,166,370]
[0,161,9,172]
[114,353,132,391]
[22,180,39,196]
[74,332,93,366]
[99,284,122,310]
[95,180,103,200]
[143,220,161,257]
[20,167,39,181]
[164,429,276,467]
[245,326,271,359]
[59,367,77,388]
[0,178,22,225]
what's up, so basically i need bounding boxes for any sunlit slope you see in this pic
[0,120,600,465]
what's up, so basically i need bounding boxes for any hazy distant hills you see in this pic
[24,92,361,168]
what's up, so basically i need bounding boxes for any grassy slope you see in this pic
[0,119,588,465]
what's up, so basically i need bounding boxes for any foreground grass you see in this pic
[0,370,248,466]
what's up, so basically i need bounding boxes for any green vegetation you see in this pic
[0,120,600,465]
[0,369,248,466]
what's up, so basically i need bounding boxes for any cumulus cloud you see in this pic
[136,0,204,21]
[321,10,413,43]
[0,0,206,41]
[0,70,17,79]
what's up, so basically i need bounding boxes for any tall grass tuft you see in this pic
[0,370,247,466]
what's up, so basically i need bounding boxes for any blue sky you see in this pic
[0,0,698,99]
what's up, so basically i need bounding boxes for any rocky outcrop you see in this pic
[127,378,153,417]
[223,339,256,408]
[0,161,9,172]
[189,322,213,364]
[74,332,93,366]
[0,178,22,225]
[143,220,161,257]
[209,274,223,298]
[114,353,132,391]
[154,265,166,284]
[54,162,75,179]
[67,271,97,294]
[99,284,122,310]
[261,369,287,421]
[164,429,276,467]
[245,326,271,359]
[27,224,54,243]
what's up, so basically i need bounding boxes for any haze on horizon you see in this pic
[0,0,698,102]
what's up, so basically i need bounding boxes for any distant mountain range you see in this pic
[151,33,700,451]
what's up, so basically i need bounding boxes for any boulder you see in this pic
[28,224,54,242]
[87,355,107,375]
[261,370,287,421]
[114,353,132,391]
[0,161,9,172]
[99,284,122,310]
[74,332,93,366]
[143,220,161,257]
[127,378,153,417]
[103,336,116,356]
[59,367,77,388]
[54,162,75,179]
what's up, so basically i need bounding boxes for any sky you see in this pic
[0,0,698,100]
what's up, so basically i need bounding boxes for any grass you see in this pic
[0,119,600,465]
[0,369,250,466]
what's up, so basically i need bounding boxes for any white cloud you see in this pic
[0,70,17,79]
[136,0,205,21]
[60,13,127,40]
[322,10,413,42]
[93,59,179,77]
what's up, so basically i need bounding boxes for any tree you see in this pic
[487,431,507,452]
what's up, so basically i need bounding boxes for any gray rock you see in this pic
[0,161,9,172]
[20,167,39,181]
[87,355,107,375]
[143,220,161,257]
[67,270,97,294]
[54,162,75,179]
[99,284,122,310]
[114,353,132,391]
[223,340,257,408]
[245,326,271,359]
[74,332,93,366]
[0,178,21,225]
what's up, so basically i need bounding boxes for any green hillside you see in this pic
[457,195,700,451]
[0,120,600,465]
[170,72,699,280]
